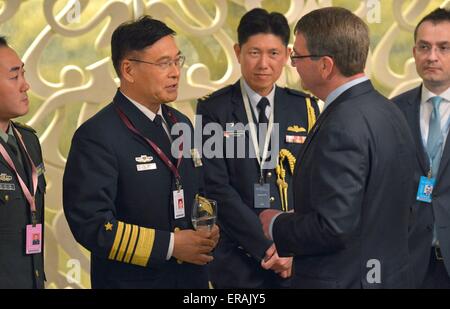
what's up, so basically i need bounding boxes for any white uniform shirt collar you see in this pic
[121,90,164,121]
[242,79,276,118]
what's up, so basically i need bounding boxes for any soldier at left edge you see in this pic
[0,36,46,289]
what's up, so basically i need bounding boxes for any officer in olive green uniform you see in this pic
[0,36,46,289]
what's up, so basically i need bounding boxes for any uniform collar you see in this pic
[120,90,164,122]
[242,79,276,110]
[0,122,14,143]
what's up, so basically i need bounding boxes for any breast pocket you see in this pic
[0,188,23,228]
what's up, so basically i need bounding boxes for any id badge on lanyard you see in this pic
[0,125,39,254]
[117,108,185,219]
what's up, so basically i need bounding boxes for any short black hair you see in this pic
[0,36,8,47]
[237,8,290,46]
[111,15,176,77]
[415,8,450,42]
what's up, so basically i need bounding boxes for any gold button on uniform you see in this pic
[266,172,272,178]
[5,195,9,202]
[270,197,275,203]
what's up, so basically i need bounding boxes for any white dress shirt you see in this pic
[420,85,450,156]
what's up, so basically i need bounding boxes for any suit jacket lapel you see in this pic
[405,87,429,175]
[231,81,250,127]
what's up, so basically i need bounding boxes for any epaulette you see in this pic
[13,121,36,133]
[198,85,233,102]
[284,87,312,98]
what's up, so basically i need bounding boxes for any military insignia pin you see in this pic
[287,125,307,133]
[0,173,13,182]
[135,155,154,163]
[104,222,113,231]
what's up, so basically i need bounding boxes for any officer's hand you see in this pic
[172,229,215,265]
[261,244,293,278]
[259,209,282,240]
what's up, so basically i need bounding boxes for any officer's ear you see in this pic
[121,59,135,83]
[233,43,242,64]
[319,56,335,80]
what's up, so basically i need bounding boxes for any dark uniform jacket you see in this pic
[196,81,319,288]
[274,81,415,288]
[63,90,207,288]
[393,86,450,287]
[0,122,46,289]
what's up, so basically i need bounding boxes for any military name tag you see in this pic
[0,183,15,191]
[136,163,157,171]
[417,176,435,203]
[254,183,270,209]
[224,130,245,138]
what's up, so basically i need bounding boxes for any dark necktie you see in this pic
[256,97,271,158]
[257,97,270,124]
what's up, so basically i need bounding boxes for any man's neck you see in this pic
[0,120,10,134]
[120,88,161,114]
[424,82,450,96]
[320,73,366,101]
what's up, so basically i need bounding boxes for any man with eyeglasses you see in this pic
[63,16,219,288]
[393,8,450,288]
[259,7,416,288]
[196,8,319,288]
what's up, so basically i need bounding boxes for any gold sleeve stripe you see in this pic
[131,227,155,267]
[108,221,124,260]
[124,224,139,263]
[306,97,317,133]
[116,223,132,262]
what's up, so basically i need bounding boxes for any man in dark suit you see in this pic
[392,8,450,288]
[0,36,46,289]
[260,7,416,288]
[197,8,319,288]
[63,16,219,288]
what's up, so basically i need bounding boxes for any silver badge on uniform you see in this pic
[135,155,154,163]
[191,148,202,167]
